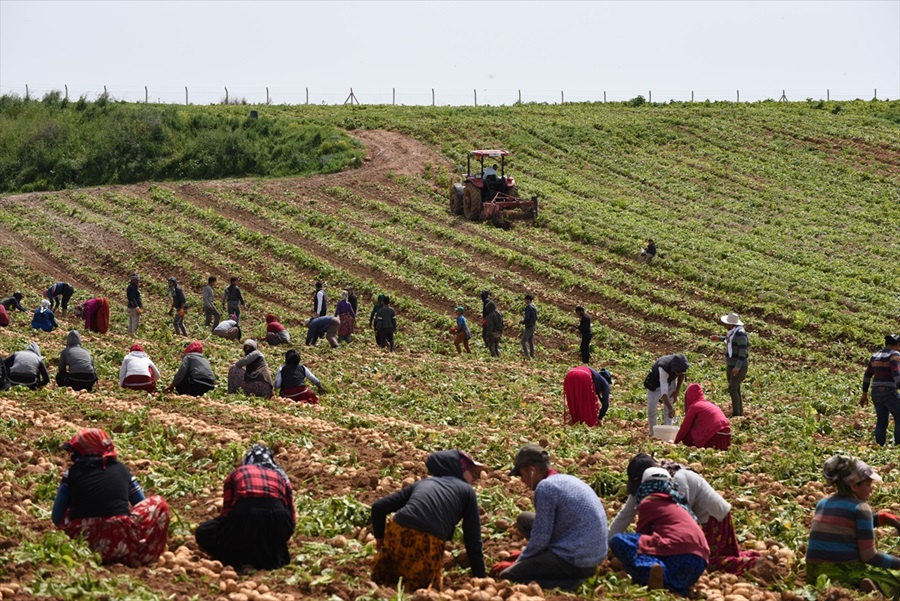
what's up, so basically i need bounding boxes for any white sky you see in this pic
[1,0,898,106]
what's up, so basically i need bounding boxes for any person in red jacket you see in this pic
[674,383,731,450]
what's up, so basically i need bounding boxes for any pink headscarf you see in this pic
[684,383,707,410]
[184,341,203,355]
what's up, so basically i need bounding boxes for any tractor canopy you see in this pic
[469,150,510,158]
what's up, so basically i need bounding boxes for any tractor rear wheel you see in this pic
[463,184,482,221]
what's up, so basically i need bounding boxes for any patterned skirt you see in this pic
[372,520,445,590]
[338,313,355,337]
[609,532,707,596]
[227,366,273,398]
[60,495,170,565]
[703,513,760,574]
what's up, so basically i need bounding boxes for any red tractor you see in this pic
[450,150,538,224]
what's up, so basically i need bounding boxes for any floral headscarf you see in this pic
[61,428,118,467]
[243,444,289,484]
[636,468,698,522]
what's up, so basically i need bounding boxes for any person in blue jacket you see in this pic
[32,299,60,332]
[304,315,340,348]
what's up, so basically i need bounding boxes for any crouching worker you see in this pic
[274,349,324,404]
[52,428,170,565]
[119,343,161,393]
[806,455,900,597]
[74,297,110,334]
[371,450,486,590]
[4,342,50,389]
[609,468,709,595]
[228,339,274,399]
[497,444,607,590]
[674,383,731,450]
[213,315,242,340]
[164,341,216,397]
[264,313,291,346]
[57,330,98,391]
[563,366,611,426]
[196,444,295,570]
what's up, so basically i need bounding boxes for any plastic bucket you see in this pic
[652,425,679,443]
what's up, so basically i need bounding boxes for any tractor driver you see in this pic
[483,163,499,179]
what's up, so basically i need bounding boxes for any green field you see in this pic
[0,98,898,600]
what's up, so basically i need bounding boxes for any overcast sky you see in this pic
[1,0,898,106]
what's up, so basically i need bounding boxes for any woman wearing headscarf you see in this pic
[264,313,291,346]
[609,467,709,595]
[227,339,274,398]
[74,297,110,334]
[164,341,216,396]
[4,342,50,389]
[57,330,98,391]
[51,428,170,565]
[674,383,731,450]
[806,455,900,597]
[274,349,324,404]
[118,343,161,393]
[213,314,242,340]
[563,366,612,427]
[371,450,486,590]
[195,444,295,570]
[31,299,59,332]
[336,290,356,344]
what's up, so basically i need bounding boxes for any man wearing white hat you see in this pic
[711,313,749,417]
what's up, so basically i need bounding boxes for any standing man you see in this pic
[644,354,689,436]
[313,281,328,317]
[375,296,397,352]
[347,286,358,316]
[168,277,187,336]
[480,291,494,351]
[711,312,749,417]
[498,444,607,589]
[520,295,538,359]
[575,306,592,364]
[126,274,143,335]
[860,334,900,447]
[46,282,75,316]
[484,300,503,357]
[222,277,246,325]
[203,277,220,329]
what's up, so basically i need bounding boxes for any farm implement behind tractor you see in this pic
[450,150,538,227]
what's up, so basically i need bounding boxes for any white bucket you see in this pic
[652,425,679,443]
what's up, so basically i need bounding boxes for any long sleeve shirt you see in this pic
[636,494,710,561]
[724,327,749,369]
[518,473,607,569]
[863,348,900,392]
[126,283,142,309]
[314,289,327,316]
[522,304,538,328]
[807,495,900,568]
[202,285,216,310]
[222,465,295,525]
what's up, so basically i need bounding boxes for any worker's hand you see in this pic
[710,335,720,342]
[317,385,325,394]
[491,560,515,577]
[731,367,741,377]
[877,511,900,531]
[374,538,383,551]
[860,393,869,407]
[667,406,676,419]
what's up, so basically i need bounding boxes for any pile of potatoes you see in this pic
[410,577,544,601]
[0,581,22,600]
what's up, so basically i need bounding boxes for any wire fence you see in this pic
[1,84,896,107]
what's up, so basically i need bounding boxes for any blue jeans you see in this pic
[872,387,900,446]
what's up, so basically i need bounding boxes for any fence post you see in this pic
[432,88,435,107]
[649,90,651,103]
[185,86,188,105]
[603,91,606,103]
[874,88,877,100]
[65,85,68,101]
[104,85,107,96]
[736,90,739,102]
[25,84,29,100]
[474,89,477,107]
[691,90,694,102]
[145,86,148,103]
[393,87,396,105]
[827,89,829,101]
[518,89,521,103]
[266,87,270,105]
[306,88,309,105]
[561,90,564,104]
[224,87,228,104]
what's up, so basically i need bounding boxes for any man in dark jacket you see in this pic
[1,291,26,313]
[222,277,246,325]
[484,302,503,357]
[126,274,143,335]
[575,306,592,364]
[45,282,75,315]
[371,449,486,589]
[644,353,689,436]
[375,296,397,352]
[305,315,340,348]
[167,277,187,336]
[313,281,327,317]
[521,295,538,359]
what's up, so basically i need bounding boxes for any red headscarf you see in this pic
[266,313,277,323]
[62,428,117,467]
[130,343,144,353]
[184,341,203,355]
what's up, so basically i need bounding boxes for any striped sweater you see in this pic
[862,348,900,392]
[806,495,900,568]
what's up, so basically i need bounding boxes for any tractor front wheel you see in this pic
[463,184,482,221]
[450,184,464,215]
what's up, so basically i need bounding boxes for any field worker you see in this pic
[563,366,611,427]
[32,298,60,332]
[202,276,221,329]
[674,383,731,450]
[196,444,295,570]
[710,312,749,416]
[167,277,188,336]
[222,277,246,325]
[335,290,356,343]
[639,238,657,263]
[452,307,471,354]
[375,296,398,352]
[45,281,75,315]
[1,291,27,313]
[228,339,273,398]
[575,306,592,364]
[498,444,607,589]
[4,342,50,389]
[126,274,143,335]
[610,454,760,575]
[806,455,900,597]
[304,315,340,348]
[263,313,291,346]
[609,468,709,595]
[313,281,327,317]
[480,291,495,350]
[0,303,8,327]
[347,286,358,315]
[483,299,503,357]
[371,450,486,589]
[56,331,98,392]
[644,353,689,436]
[52,428,170,565]
[213,314,242,340]
[119,343,161,393]
[860,334,900,447]
[0,354,10,390]
[520,294,538,359]
[164,341,215,397]
[74,297,110,334]
[369,294,385,336]
[274,349,324,404]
